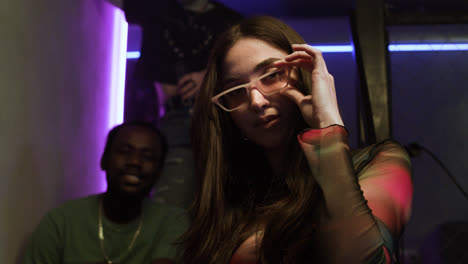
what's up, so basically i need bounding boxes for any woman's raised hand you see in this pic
[274,44,344,129]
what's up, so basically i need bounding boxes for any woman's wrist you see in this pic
[297,124,349,145]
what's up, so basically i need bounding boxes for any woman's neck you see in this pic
[265,147,285,179]
[101,193,144,224]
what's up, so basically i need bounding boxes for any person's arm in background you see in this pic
[23,212,64,264]
[177,69,207,101]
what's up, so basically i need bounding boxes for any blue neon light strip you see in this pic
[126,43,468,59]
[388,43,468,51]
[312,45,354,53]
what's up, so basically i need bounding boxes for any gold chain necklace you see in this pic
[98,199,143,264]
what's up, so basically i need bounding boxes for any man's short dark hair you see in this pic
[101,121,168,170]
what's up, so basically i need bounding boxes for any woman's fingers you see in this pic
[276,44,343,128]
[274,59,312,70]
[284,50,312,62]
[291,43,322,55]
[290,44,330,74]
[279,85,305,105]
[280,87,318,127]
[275,45,329,75]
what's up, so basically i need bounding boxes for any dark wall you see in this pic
[391,48,468,245]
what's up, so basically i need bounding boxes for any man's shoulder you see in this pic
[143,200,189,226]
[144,200,187,217]
[30,194,100,243]
[46,194,99,219]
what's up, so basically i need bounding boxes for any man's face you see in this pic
[104,126,161,197]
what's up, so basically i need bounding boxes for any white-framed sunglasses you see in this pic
[211,66,292,112]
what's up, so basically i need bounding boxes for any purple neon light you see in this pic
[98,6,128,192]
[108,7,128,130]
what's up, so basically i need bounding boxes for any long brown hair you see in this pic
[181,16,319,264]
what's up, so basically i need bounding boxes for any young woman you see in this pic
[181,16,413,264]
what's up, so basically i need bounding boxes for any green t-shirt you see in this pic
[24,194,188,264]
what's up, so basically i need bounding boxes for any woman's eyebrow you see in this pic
[253,58,281,73]
[221,77,239,87]
[221,58,281,86]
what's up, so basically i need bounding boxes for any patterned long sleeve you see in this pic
[298,125,412,263]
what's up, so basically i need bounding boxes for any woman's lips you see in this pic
[255,115,279,128]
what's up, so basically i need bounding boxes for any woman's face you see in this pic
[222,38,298,151]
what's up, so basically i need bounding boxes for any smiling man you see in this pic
[24,121,188,264]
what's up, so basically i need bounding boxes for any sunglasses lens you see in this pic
[218,88,248,110]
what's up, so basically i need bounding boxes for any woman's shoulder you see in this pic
[351,139,411,178]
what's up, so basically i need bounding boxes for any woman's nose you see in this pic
[248,87,269,111]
